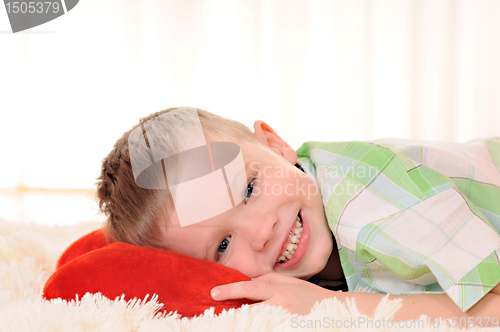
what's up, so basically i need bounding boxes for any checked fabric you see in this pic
[297,137,500,312]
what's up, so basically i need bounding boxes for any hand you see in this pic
[210,272,334,315]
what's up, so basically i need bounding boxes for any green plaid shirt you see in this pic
[296,137,500,312]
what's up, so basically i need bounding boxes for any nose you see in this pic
[246,212,278,252]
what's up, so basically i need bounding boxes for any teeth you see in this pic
[277,214,303,263]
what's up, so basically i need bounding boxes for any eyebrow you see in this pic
[244,159,257,174]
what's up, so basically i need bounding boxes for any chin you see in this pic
[298,272,316,280]
[308,243,334,278]
[294,260,328,280]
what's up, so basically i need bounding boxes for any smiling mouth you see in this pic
[276,212,303,263]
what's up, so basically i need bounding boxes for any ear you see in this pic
[253,120,297,164]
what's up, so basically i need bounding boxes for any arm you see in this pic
[211,273,500,326]
[358,283,500,322]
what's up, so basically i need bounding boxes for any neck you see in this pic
[314,231,345,281]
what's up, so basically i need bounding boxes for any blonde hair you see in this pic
[96,107,257,248]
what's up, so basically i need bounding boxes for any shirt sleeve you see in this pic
[354,187,500,312]
[299,139,500,312]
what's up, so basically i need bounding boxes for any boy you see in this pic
[97,106,500,322]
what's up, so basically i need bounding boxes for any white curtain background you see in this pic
[0,0,499,224]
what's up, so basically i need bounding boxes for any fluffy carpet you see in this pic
[0,219,488,331]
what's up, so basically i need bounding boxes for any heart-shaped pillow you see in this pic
[43,229,254,317]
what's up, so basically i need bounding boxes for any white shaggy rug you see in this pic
[0,219,487,331]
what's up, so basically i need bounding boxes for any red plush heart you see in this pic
[43,229,254,317]
[55,228,109,269]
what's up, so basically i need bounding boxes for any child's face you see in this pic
[160,121,333,280]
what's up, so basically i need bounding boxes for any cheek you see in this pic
[225,250,265,278]
[273,178,301,200]
[315,231,333,265]
[227,261,262,278]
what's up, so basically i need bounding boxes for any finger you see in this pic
[246,301,272,311]
[252,272,301,284]
[211,280,273,302]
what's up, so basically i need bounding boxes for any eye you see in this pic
[244,178,255,204]
[217,236,231,261]
[219,237,230,253]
